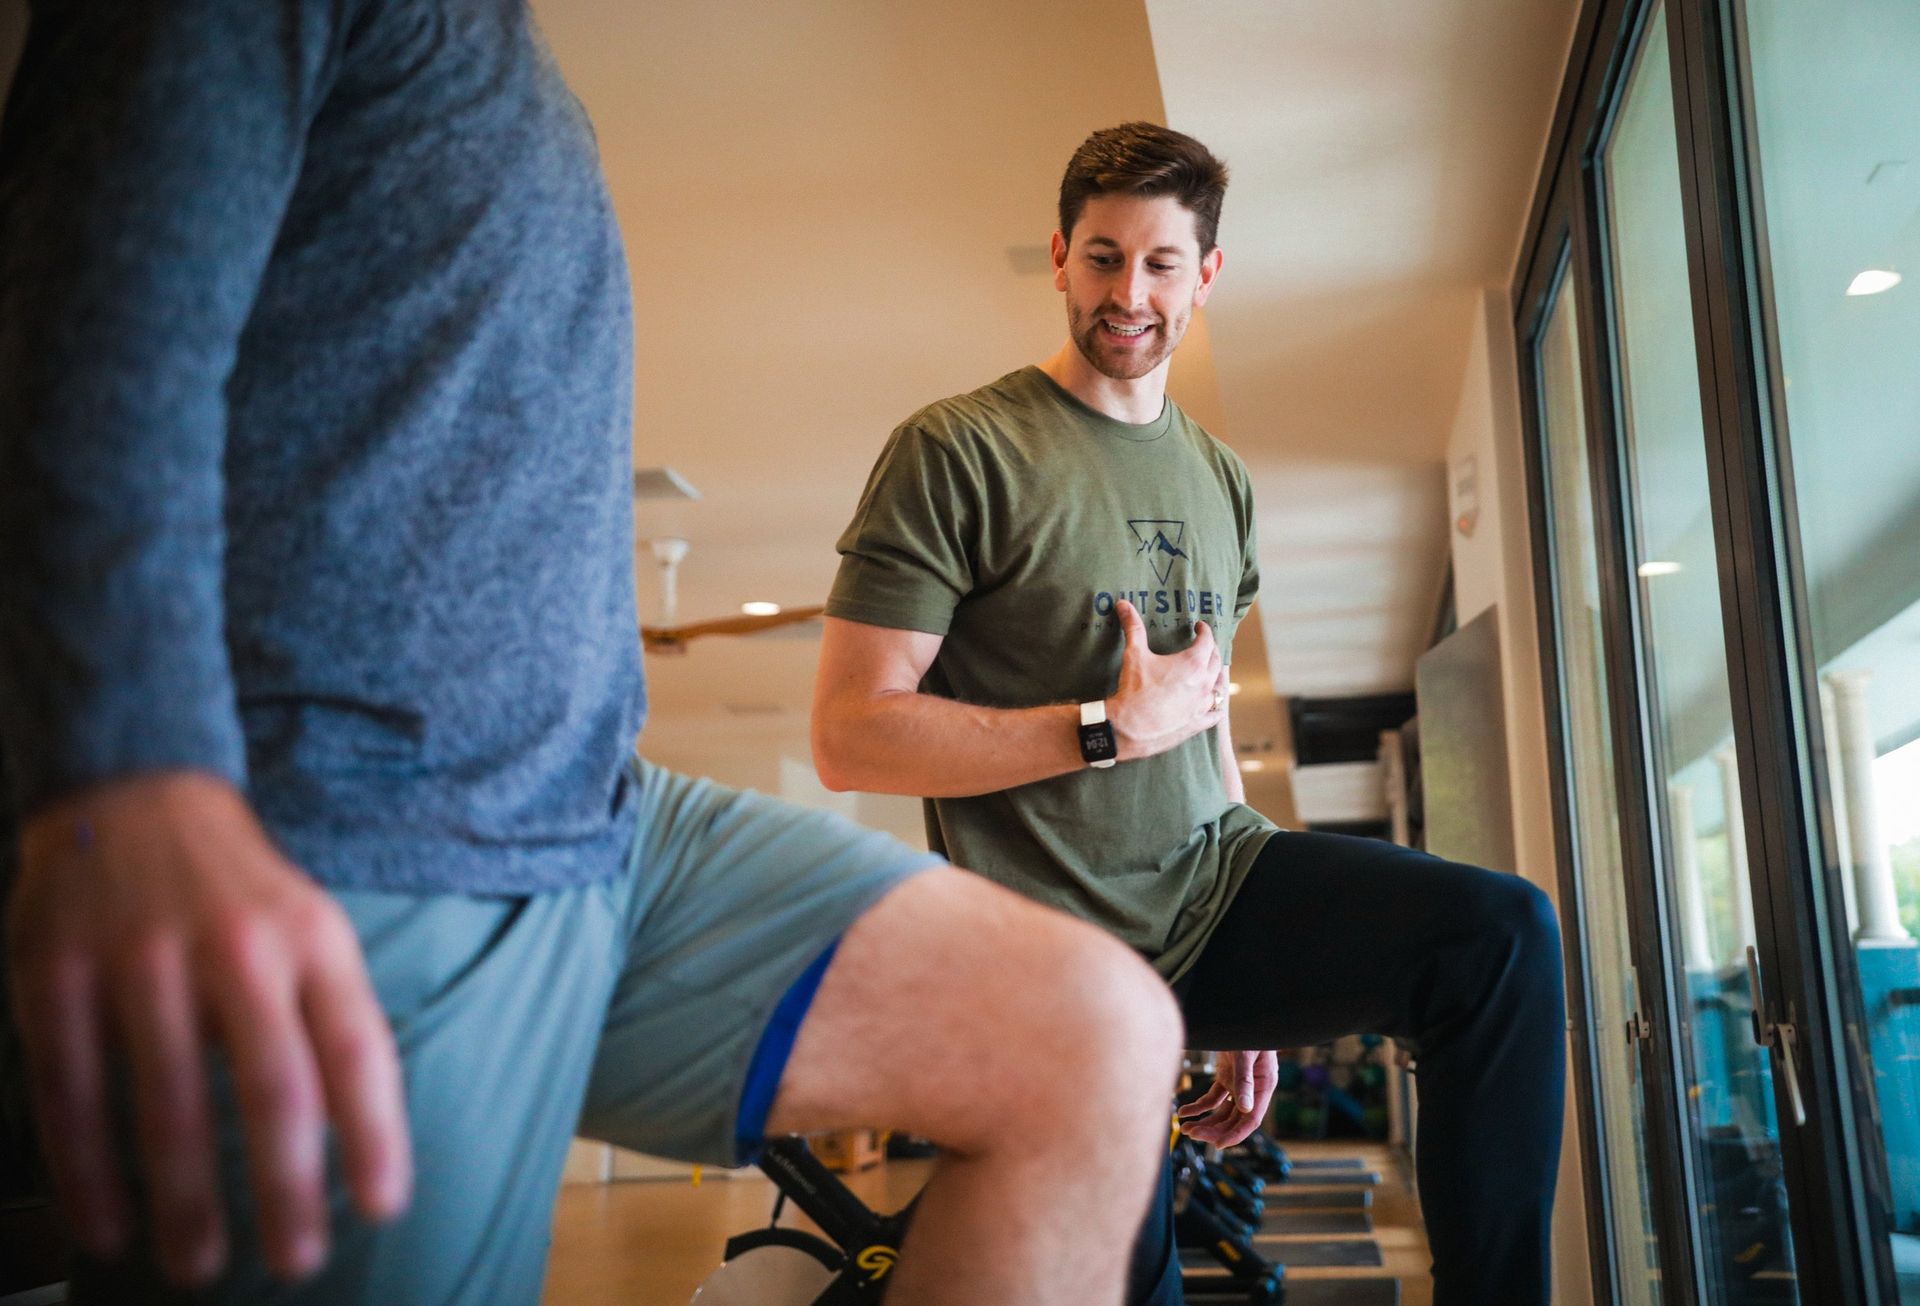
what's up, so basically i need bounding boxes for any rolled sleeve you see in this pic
[825,424,978,637]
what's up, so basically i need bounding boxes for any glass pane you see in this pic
[1538,256,1664,1302]
[1735,0,1920,1296]
[1603,8,1799,1302]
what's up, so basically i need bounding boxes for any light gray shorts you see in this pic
[64,758,939,1305]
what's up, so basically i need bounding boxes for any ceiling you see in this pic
[1145,0,1579,698]
[532,1,1579,812]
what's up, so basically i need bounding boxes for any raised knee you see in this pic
[1039,926,1184,1107]
[1504,877,1561,955]
[1486,877,1564,1007]
[1084,938,1184,1082]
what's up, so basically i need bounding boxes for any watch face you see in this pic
[1078,720,1117,764]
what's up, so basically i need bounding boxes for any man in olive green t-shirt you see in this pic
[814,122,1566,1306]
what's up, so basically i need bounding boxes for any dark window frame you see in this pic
[1515,0,1903,1300]
[1518,7,1716,1301]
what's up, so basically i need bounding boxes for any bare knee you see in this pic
[767,870,1182,1154]
[1052,924,1184,1098]
[957,910,1183,1151]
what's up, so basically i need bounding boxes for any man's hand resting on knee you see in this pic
[5,772,412,1287]
[1176,1049,1277,1148]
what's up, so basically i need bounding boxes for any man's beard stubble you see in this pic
[1067,300,1189,382]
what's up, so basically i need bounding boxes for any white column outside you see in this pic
[1714,746,1757,965]
[1820,678,1860,936]
[1668,780,1717,971]
[1826,669,1912,945]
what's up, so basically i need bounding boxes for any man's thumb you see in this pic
[1115,599,1146,648]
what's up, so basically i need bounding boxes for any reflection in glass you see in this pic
[1539,257,1664,1302]
[1736,0,1920,1295]
[1603,8,1798,1301]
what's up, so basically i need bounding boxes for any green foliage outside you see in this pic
[1696,832,1920,948]
[1894,836,1920,939]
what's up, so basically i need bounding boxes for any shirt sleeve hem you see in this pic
[822,596,953,638]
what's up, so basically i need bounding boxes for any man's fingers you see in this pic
[1215,1115,1263,1149]
[1191,620,1216,654]
[1177,1083,1229,1120]
[206,925,331,1281]
[114,939,226,1287]
[12,957,130,1259]
[1184,1097,1242,1145]
[1250,1052,1279,1117]
[302,909,412,1224]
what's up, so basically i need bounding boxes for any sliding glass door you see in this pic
[1596,10,1796,1298]
[1730,0,1920,1295]
[1535,246,1666,1303]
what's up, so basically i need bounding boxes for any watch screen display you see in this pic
[1078,721,1117,764]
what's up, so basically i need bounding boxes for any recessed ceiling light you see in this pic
[1241,758,1266,773]
[1638,561,1682,578]
[741,601,781,616]
[1846,269,1902,296]
[1228,682,1243,696]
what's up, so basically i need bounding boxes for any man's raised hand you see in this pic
[1105,598,1226,762]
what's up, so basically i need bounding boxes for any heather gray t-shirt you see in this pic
[0,0,644,893]
[828,366,1277,980]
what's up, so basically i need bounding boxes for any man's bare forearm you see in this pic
[813,691,1088,798]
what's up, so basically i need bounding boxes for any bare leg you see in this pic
[766,868,1181,1306]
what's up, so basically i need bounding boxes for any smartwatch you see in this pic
[1078,700,1118,769]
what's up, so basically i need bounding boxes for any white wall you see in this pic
[1445,287,1594,1306]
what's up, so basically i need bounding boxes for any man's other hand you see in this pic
[1176,1049,1277,1148]
[5,772,412,1287]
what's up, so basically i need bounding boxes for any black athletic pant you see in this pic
[1126,830,1566,1306]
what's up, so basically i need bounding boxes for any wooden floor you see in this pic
[542,1140,1431,1305]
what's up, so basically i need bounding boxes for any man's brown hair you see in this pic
[1057,122,1230,255]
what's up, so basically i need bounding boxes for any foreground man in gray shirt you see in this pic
[0,3,1179,1302]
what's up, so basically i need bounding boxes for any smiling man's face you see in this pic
[1053,192,1222,382]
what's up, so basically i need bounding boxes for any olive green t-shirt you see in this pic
[827,366,1278,981]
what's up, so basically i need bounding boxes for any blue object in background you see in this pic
[1856,942,1920,1233]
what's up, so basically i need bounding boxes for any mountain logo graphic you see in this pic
[1127,519,1190,585]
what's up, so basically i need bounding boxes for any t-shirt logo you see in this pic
[1128,519,1190,585]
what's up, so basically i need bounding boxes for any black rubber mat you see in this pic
[1257,1209,1374,1236]
[1181,1239,1384,1269]
[1287,1157,1368,1170]
[1188,1277,1400,1305]
[1285,1169,1381,1186]
[1264,1186,1373,1209]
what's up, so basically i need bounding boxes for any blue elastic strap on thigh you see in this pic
[734,940,840,1163]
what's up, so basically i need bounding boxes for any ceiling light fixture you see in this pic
[741,601,781,616]
[1228,682,1243,696]
[1241,759,1266,773]
[1638,560,1682,578]
[632,467,702,501]
[1847,269,1902,296]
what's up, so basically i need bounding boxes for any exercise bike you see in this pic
[690,1136,915,1304]
[1176,1136,1287,1305]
